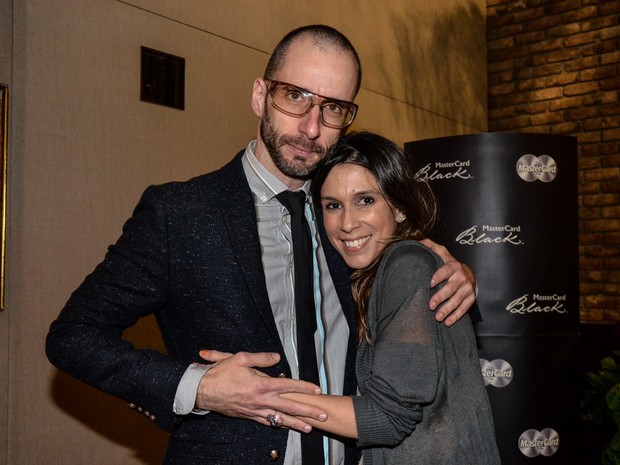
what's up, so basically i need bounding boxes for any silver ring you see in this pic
[266,412,281,428]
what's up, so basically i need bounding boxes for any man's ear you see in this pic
[251,78,267,118]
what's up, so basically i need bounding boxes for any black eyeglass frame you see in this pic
[265,79,358,129]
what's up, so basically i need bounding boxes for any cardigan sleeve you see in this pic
[45,184,189,431]
[353,242,444,448]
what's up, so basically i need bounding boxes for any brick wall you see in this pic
[487,0,619,322]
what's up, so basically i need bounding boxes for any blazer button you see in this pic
[268,449,281,461]
[277,372,287,378]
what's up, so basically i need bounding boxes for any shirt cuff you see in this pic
[173,363,212,415]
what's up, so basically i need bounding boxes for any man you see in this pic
[46,25,477,465]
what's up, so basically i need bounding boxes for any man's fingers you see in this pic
[429,265,449,289]
[444,309,465,326]
[435,285,476,323]
[441,297,474,326]
[429,270,460,309]
[236,351,282,368]
[430,259,464,289]
[199,350,282,368]
[199,349,233,362]
[254,376,321,397]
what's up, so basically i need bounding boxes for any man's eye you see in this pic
[286,90,305,102]
[323,103,344,115]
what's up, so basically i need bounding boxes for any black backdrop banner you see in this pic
[405,133,579,464]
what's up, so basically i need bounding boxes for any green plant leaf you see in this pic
[602,430,620,465]
[601,357,617,371]
[607,383,620,411]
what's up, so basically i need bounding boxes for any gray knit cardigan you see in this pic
[351,241,501,465]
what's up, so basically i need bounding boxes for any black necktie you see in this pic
[276,190,324,465]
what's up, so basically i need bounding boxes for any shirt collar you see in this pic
[242,140,312,204]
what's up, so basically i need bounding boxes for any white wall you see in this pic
[1,0,486,463]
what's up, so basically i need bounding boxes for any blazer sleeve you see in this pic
[353,243,443,447]
[46,184,189,431]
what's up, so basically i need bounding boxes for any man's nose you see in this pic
[298,105,322,140]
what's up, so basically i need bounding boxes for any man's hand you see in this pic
[195,350,326,433]
[420,238,477,326]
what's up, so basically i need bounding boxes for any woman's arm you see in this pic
[283,244,441,444]
[280,392,357,438]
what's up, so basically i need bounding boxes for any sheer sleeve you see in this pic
[353,242,443,448]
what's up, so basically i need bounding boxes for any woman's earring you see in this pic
[396,213,406,223]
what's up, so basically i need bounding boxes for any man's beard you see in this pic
[260,110,330,180]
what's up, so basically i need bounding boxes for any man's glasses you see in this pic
[265,79,358,129]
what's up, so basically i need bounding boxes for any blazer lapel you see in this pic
[215,153,285,352]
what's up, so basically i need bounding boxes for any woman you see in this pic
[288,131,500,464]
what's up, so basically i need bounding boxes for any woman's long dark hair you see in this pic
[313,131,438,343]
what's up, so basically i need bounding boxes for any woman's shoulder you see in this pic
[370,241,441,322]
[373,241,443,291]
[381,240,442,271]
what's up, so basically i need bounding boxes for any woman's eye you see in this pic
[323,202,340,211]
[360,196,375,206]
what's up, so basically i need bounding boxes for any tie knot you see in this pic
[277,190,307,215]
